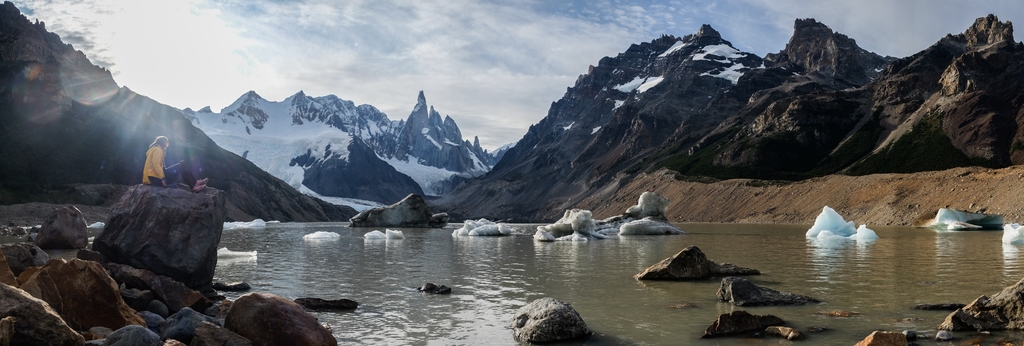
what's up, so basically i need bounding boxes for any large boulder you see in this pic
[104,263,211,313]
[635,245,759,280]
[161,307,219,344]
[92,184,226,289]
[34,205,89,249]
[701,311,785,338]
[17,258,145,331]
[349,194,448,227]
[510,297,592,343]
[0,283,85,346]
[717,277,819,306]
[939,276,1024,330]
[192,321,252,346]
[0,251,15,286]
[224,292,337,346]
[0,243,51,276]
[104,325,161,346]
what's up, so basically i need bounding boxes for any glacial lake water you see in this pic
[14,223,1024,345]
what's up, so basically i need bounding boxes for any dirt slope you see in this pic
[577,166,1024,226]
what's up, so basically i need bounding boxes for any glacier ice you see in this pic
[385,229,405,239]
[534,191,684,241]
[217,247,257,264]
[223,219,267,230]
[1003,224,1024,245]
[303,231,340,240]
[452,219,515,236]
[87,222,105,229]
[806,206,876,241]
[929,208,1004,230]
[624,191,670,219]
[364,230,386,240]
[619,218,685,235]
[534,230,556,242]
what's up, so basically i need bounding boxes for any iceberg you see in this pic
[534,191,684,241]
[806,206,877,241]
[452,219,515,236]
[927,208,1003,230]
[217,247,257,259]
[223,219,267,230]
[1003,224,1024,245]
[536,209,607,240]
[534,230,556,242]
[385,229,405,239]
[624,191,670,219]
[87,222,105,229]
[364,230,386,240]
[303,231,340,240]
[619,218,685,235]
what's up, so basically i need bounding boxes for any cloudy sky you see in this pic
[14,0,1024,150]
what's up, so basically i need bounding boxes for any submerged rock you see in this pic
[510,297,591,343]
[349,194,448,228]
[634,245,759,280]
[717,277,819,306]
[294,297,358,311]
[765,326,803,340]
[701,311,785,338]
[212,282,251,292]
[0,283,85,346]
[17,258,145,331]
[914,303,965,311]
[93,184,226,290]
[855,331,908,346]
[418,283,452,294]
[939,276,1024,330]
[34,205,88,249]
[225,292,337,346]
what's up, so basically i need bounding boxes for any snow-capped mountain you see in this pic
[188,90,503,203]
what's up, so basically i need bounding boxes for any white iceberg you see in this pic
[806,206,877,241]
[87,222,105,229]
[217,247,257,258]
[364,230,386,240]
[303,231,340,240]
[223,219,267,230]
[385,229,405,239]
[537,209,607,240]
[929,208,1003,230]
[452,219,515,236]
[624,191,670,219]
[618,218,685,235]
[534,230,556,242]
[1003,224,1024,245]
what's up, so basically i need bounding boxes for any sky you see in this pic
[13,0,1024,150]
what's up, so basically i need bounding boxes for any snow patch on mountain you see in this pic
[383,156,460,196]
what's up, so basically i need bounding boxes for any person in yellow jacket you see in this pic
[143,136,208,192]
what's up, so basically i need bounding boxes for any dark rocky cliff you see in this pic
[0,2,355,221]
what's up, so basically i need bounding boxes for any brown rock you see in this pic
[0,283,85,346]
[192,321,252,346]
[765,326,804,340]
[635,245,759,280]
[34,205,88,249]
[0,251,16,286]
[105,263,211,313]
[855,331,908,346]
[702,311,785,338]
[225,292,337,346]
[940,275,1024,331]
[17,258,145,331]
[15,266,39,286]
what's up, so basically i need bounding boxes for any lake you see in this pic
[202,222,1024,345]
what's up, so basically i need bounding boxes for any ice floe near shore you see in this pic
[806,206,878,241]
[927,208,1003,230]
[534,192,684,241]
[1003,224,1024,245]
[452,219,516,236]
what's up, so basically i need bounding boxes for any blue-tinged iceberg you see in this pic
[452,219,516,236]
[926,208,1003,230]
[806,206,878,241]
[534,192,684,241]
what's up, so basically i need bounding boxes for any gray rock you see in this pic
[105,263,211,314]
[717,277,819,306]
[120,288,154,312]
[0,243,51,276]
[702,311,785,338]
[935,330,953,341]
[92,184,226,289]
[511,297,591,343]
[0,284,85,346]
[634,245,759,280]
[161,307,219,344]
[85,340,105,346]
[136,311,165,335]
[212,282,251,292]
[191,321,251,346]
[349,194,448,228]
[88,326,114,338]
[294,297,358,311]
[104,325,160,346]
[147,300,169,318]
[418,283,452,294]
[914,303,965,311]
[939,277,1024,331]
[34,205,88,249]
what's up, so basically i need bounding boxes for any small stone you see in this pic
[902,330,917,341]
[148,300,169,318]
[765,326,803,340]
[418,283,452,294]
[935,330,953,341]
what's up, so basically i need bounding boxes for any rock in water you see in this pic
[225,292,337,346]
[854,331,908,346]
[510,297,591,343]
[634,245,759,280]
[702,311,785,338]
[717,277,819,306]
[34,205,88,249]
[765,326,803,340]
[940,276,1024,330]
[294,297,358,311]
[17,258,145,331]
[349,194,448,228]
[0,243,50,276]
[0,283,85,346]
[93,184,226,289]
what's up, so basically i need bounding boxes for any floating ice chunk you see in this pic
[806,207,857,237]
[1003,224,1024,245]
[364,230,386,240]
[223,219,267,230]
[87,222,105,229]
[534,230,556,242]
[218,247,257,258]
[930,208,1003,230]
[947,221,982,230]
[538,209,596,235]
[385,229,405,239]
[303,231,340,240]
[453,219,514,236]
[624,192,669,219]
[619,218,685,235]
[854,225,879,240]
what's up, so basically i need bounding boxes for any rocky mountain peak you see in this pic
[696,24,721,39]
[963,14,1014,48]
[417,90,427,105]
[764,18,891,86]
